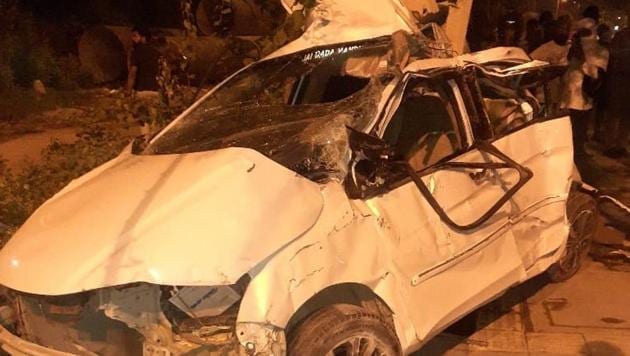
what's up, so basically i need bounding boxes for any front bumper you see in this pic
[0,323,73,356]
[0,284,254,356]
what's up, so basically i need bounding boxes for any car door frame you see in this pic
[348,66,536,340]
[461,62,576,273]
[362,67,534,231]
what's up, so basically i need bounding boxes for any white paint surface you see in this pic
[0,148,323,295]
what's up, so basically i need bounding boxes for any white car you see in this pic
[0,36,597,355]
[0,0,599,352]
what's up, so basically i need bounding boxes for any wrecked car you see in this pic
[0,2,598,355]
[0,41,597,355]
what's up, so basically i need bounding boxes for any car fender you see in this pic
[236,182,418,352]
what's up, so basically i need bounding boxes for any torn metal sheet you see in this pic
[404,46,534,73]
[169,286,241,318]
[236,323,286,355]
[11,291,143,355]
[98,285,180,354]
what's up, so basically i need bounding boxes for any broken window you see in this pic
[383,77,465,172]
[476,69,543,136]
[193,40,390,110]
[140,40,394,182]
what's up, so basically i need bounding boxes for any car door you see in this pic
[349,70,532,339]
[471,63,575,274]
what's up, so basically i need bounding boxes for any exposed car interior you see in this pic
[383,79,464,172]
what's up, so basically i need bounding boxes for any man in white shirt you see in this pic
[604,7,630,158]
[560,23,609,161]
[531,21,571,116]
[530,21,570,65]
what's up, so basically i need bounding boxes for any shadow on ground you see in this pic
[414,273,550,355]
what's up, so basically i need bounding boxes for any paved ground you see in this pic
[415,143,630,356]
[415,258,630,355]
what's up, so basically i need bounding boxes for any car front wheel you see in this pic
[287,304,401,356]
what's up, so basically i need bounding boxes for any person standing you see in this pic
[498,10,523,47]
[603,8,630,158]
[560,28,608,162]
[540,10,555,43]
[531,21,570,116]
[577,6,609,81]
[593,24,613,142]
[530,21,570,65]
[126,26,160,94]
[574,6,600,34]
[524,18,544,53]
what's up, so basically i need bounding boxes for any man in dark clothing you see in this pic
[540,10,555,43]
[126,26,160,93]
[593,24,613,142]
[603,16,630,158]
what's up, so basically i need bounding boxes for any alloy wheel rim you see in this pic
[559,210,597,273]
[325,335,391,356]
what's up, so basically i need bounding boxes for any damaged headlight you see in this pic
[0,290,17,332]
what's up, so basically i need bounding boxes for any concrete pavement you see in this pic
[415,258,630,355]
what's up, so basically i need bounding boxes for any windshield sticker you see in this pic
[302,45,363,62]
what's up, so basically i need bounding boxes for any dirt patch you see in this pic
[0,128,79,171]
[0,88,145,144]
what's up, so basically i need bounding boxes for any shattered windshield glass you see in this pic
[142,39,393,181]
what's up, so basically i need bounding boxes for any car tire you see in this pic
[287,303,402,356]
[547,190,598,282]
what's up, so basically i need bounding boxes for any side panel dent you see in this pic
[236,183,418,351]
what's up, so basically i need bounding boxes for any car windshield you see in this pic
[141,39,393,181]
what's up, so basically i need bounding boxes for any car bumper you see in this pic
[0,324,74,356]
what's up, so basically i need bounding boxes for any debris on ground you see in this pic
[590,194,630,247]
[598,195,630,233]
[590,243,630,272]
[580,187,630,271]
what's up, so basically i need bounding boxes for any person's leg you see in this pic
[570,109,590,160]
[617,113,630,153]
[603,105,630,157]
[594,105,607,142]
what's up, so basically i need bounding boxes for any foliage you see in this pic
[0,64,15,92]
[0,2,91,93]
[180,0,198,37]
[253,10,306,58]
[52,55,93,90]
[0,2,53,88]
[0,125,133,246]
[154,48,199,131]
[0,84,177,246]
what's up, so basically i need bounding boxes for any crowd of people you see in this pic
[492,5,630,161]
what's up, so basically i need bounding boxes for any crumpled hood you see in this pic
[0,147,323,295]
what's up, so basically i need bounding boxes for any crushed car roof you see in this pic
[269,0,417,59]
[404,47,537,72]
